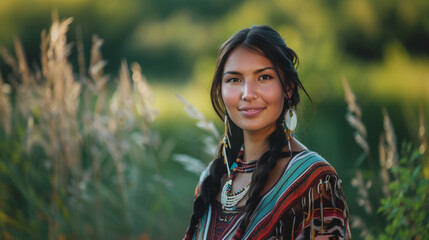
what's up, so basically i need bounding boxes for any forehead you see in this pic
[223,45,273,73]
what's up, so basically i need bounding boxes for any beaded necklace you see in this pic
[221,145,257,211]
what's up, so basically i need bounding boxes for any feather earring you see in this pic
[223,114,232,177]
[282,100,297,154]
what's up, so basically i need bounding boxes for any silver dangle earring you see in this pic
[282,99,297,155]
[223,114,232,177]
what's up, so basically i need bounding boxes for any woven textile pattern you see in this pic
[189,151,352,240]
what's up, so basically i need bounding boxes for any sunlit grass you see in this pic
[0,13,194,239]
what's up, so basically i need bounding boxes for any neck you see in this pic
[242,128,274,162]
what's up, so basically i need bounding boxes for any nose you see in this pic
[241,80,257,101]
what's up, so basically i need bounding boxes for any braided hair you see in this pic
[185,25,311,238]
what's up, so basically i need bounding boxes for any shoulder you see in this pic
[282,151,349,218]
[287,150,338,179]
[261,151,340,203]
[272,150,343,203]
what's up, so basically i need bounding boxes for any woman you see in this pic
[184,25,351,240]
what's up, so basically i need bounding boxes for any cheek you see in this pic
[264,84,285,104]
[266,87,286,116]
[221,86,239,109]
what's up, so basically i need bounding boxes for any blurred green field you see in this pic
[0,0,428,239]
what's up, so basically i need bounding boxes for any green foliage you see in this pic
[376,144,429,240]
[345,80,429,240]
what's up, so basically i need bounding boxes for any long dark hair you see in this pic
[185,25,311,238]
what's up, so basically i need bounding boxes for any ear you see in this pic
[285,82,295,100]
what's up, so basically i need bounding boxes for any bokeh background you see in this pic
[0,0,428,239]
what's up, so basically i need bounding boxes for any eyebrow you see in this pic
[223,67,275,76]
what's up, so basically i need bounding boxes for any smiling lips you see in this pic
[239,106,265,117]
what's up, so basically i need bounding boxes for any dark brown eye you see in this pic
[259,74,272,80]
[226,77,240,83]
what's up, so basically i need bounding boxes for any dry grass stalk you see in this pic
[43,14,81,168]
[419,105,427,155]
[342,78,370,155]
[175,95,220,168]
[353,131,370,156]
[0,73,11,136]
[378,108,398,197]
[419,106,429,178]
[378,135,391,197]
[44,14,81,240]
[346,112,367,138]
[89,35,107,80]
[88,35,109,114]
[381,108,398,169]
[109,60,134,136]
[82,35,110,237]
[379,108,401,187]
[176,94,219,139]
[76,26,86,79]
[41,29,49,78]
[351,170,373,214]
[172,154,206,175]
[351,215,371,239]
[131,62,157,127]
[0,45,19,78]
[342,77,362,119]
[14,38,33,85]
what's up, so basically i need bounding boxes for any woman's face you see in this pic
[221,45,286,134]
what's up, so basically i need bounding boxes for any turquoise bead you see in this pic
[230,162,238,170]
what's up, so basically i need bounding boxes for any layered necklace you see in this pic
[221,145,258,211]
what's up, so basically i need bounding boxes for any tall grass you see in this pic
[343,78,429,239]
[0,12,182,239]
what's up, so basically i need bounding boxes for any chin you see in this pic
[239,123,277,134]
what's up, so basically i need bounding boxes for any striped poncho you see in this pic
[186,151,352,240]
